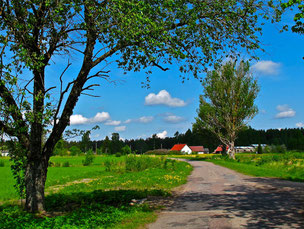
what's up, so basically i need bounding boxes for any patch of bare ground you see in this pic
[46,178,98,194]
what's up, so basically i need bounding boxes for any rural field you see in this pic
[0,155,192,228]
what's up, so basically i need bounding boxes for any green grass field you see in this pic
[202,152,304,182]
[0,155,192,228]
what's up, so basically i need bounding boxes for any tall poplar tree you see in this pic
[194,60,259,159]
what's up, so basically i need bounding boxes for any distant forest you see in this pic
[63,127,304,154]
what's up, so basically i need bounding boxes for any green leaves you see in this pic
[194,60,259,149]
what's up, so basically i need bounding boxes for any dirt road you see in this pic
[148,160,304,228]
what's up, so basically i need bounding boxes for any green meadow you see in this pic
[0,155,192,228]
[196,152,304,182]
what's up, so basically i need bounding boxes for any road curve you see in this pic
[148,160,304,229]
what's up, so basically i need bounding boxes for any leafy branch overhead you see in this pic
[0,0,273,213]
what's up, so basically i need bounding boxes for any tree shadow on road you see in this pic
[167,178,304,228]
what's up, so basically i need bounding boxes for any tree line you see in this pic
[43,127,304,156]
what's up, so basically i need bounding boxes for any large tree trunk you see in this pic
[228,141,236,160]
[24,155,48,213]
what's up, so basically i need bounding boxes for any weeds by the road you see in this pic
[201,152,304,182]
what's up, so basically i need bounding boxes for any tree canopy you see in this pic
[0,0,272,212]
[194,60,259,159]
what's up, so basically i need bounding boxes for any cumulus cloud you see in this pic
[164,115,185,123]
[70,112,111,125]
[115,126,126,131]
[156,130,167,139]
[275,105,296,119]
[105,120,121,126]
[252,60,281,75]
[145,90,186,107]
[92,112,110,122]
[70,114,89,125]
[124,116,154,124]
[296,122,304,128]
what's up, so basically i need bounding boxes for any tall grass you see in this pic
[125,155,166,172]
[206,152,304,181]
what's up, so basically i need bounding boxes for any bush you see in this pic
[125,155,166,172]
[0,160,4,167]
[257,144,263,154]
[104,159,116,172]
[121,145,131,155]
[115,152,122,157]
[54,162,61,167]
[69,146,82,156]
[62,161,70,167]
[82,150,95,166]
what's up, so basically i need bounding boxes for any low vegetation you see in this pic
[195,152,304,182]
[0,155,192,228]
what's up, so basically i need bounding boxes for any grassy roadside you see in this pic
[0,155,192,229]
[196,152,304,182]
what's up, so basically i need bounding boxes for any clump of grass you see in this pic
[207,152,304,181]
[0,160,4,167]
[62,161,70,167]
[54,162,61,167]
[82,150,95,166]
[125,155,166,172]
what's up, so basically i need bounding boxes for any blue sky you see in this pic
[54,13,304,141]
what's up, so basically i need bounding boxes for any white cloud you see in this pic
[164,115,185,123]
[70,112,111,125]
[115,126,126,131]
[275,105,296,119]
[138,116,154,123]
[91,112,110,122]
[156,130,167,139]
[145,90,186,107]
[70,114,89,125]
[124,116,154,124]
[296,122,304,128]
[252,60,281,75]
[105,120,121,126]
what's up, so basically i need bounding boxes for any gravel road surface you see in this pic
[148,160,304,229]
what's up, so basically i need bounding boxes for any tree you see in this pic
[80,131,91,153]
[0,1,270,212]
[111,133,122,154]
[193,60,259,159]
[279,1,304,35]
[121,145,131,155]
[69,145,81,156]
[102,136,111,154]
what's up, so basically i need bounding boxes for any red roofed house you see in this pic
[170,144,192,154]
[189,146,204,154]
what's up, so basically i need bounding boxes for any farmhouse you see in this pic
[0,150,9,157]
[171,144,206,154]
[171,144,192,154]
[189,146,204,154]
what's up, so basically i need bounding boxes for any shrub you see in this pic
[0,160,4,167]
[62,161,70,167]
[69,146,82,156]
[257,144,263,154]
[54,162,61,167]
[115,152,122,157]
[104,158,116,172]
[125,155,165,172]
[121,145,131,155]
[82,150,95,166]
